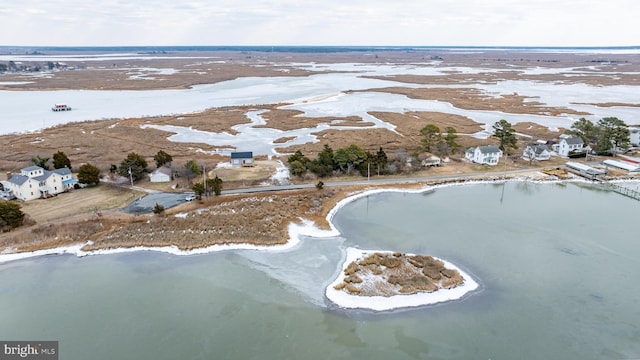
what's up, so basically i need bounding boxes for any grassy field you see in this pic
[19,183,140,223]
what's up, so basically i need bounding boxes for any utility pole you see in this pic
[202,165,207,197]
[128,167,134,197]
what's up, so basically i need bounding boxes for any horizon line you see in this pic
[1,45,639,50]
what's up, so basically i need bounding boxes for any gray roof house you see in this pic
[230,151,254,166]
[4,166,77,201]
[557,135,584,157]
[523,143,551,161]
[465,145,503,165]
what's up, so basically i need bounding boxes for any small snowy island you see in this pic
[326,248,478,311]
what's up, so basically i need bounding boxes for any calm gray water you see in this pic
[1,182,639,360]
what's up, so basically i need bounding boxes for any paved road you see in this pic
[220,167,544,195]
[122,167,544,213]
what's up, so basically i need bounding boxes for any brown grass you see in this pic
[364,87,590,116]
[2,50,639,255]
[81,187,341,251]
[333,252,464,297]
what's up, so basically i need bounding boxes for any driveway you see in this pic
[123,192,192,214]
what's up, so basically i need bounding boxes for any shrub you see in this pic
[0,202,26,231]
[152,203,165,215]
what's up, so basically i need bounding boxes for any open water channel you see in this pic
[1,182,639,359]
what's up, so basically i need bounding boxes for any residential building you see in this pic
[149,167,172,183]
[522,143,551,161]
[465,145,503,165]
[556,135,584,157]
[3,166,77,201]
[230,151,254,166]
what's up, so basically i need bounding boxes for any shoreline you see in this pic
[1,175,637,311]
[325,248,479,312]
[0,174,623,265]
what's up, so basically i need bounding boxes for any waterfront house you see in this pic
[465,145,502,166]
[556,135,584,157]
[3,166,77,201]
[522,143,551,161]
[231,151,254,166]
[149,166,172,183]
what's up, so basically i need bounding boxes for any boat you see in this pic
[51,104,72,111]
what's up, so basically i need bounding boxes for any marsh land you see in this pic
[1,47,639,255]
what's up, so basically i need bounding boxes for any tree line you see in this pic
[565,117,630,155]
[287,144,389,178]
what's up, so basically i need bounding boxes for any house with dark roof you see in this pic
[3,166,77,201]
[465,145,502,165]
[522,143,551,161]
[556,135,584,157]
[230,151,254,166]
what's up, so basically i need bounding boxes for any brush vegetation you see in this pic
[334,252,464,297]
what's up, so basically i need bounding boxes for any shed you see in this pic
[231,151,254,166]
[565,161,605,179]
[422,156,441,167]
[149,167,172,182]
[603,160,640,174]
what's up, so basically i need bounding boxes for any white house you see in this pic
[4,166,77,201]
[465,145,503,165]
[230,151,254,166]
[149,167,172,183]
[555,135,584,157]
[522,143,551,161]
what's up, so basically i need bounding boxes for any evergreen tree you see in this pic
[210,175,223,196]
[566,118,600,145]
[0,201,25,231]
[152,203,165,215]
[492,119,518,154]
[52,151,72,170]
[77,163,101,185]
[419,124,442,153]
[118,152,148,181]
[153,150,173,168]
[31,155,50,170]
[595,117,629,155]
[287,150,311,177]
[314,144,335,177]
[333,144,367,174]
[192,182,205,198]
[375,147,388,175]
[443,127,460,155]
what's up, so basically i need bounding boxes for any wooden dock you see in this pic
[600,182,640,201]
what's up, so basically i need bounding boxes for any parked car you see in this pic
[185,194,196,201]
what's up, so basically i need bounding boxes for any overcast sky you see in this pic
[1,0,638,47]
